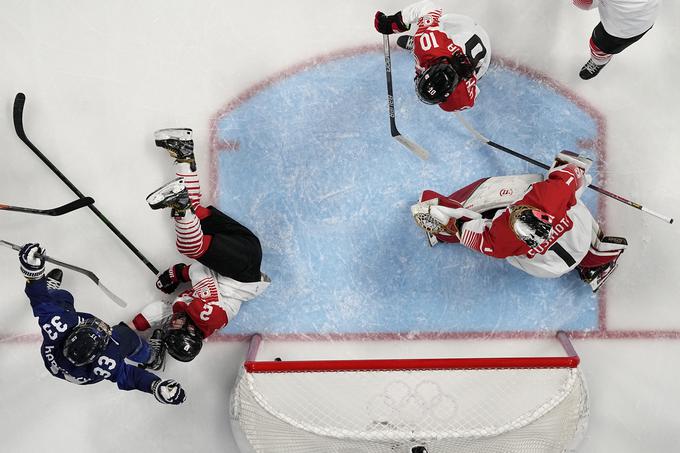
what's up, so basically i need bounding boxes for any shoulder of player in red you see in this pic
[522,166,583,216]
[173,297,228,338]
[438,77,477,112]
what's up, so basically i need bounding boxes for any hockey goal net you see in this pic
[229,332,588,453]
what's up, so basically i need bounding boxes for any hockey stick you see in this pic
[13,93,160,273]
[0,197,94,216]
[383,35,429,160]
[454,112,674,224]
[0,239,128,308]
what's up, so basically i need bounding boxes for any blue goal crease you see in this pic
[212,51,601,336]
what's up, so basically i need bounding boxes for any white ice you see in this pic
[0,1,679,452]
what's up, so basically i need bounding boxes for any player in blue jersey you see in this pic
[19,242,186,405]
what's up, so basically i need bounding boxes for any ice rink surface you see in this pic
[1,1,679,452]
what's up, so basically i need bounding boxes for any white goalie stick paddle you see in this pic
[383,35,430,160]
[0,240,128,308]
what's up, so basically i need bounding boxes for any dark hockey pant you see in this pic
[195,206,263,283]
[592,22,652,55]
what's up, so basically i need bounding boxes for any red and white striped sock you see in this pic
[175,162,201,210]
[175,209,210,259]
[589,38,612,64]
[174,162,210,258]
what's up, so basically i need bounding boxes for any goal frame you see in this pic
[232,331,586,453]
[243,331,580,373]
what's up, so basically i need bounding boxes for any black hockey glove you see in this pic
[451,51,475,80]
[152,379,186,405]
[374,11,410,35]
[155,263,188,294]
[19,243,46,280]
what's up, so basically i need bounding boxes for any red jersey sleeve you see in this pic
[522,166,581,215]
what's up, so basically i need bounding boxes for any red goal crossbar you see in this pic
[244,331,579,373]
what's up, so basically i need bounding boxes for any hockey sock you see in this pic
[175,161,202,210]
[589,38,612,64]
[175,208,212,259]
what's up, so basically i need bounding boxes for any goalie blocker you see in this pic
[411,151,627,292]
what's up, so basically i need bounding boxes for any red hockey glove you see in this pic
[155,263,189,294]
[374,11,409,35]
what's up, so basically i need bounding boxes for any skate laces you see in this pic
[584,59,602,73]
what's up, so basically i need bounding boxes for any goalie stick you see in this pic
[0,239,128,308]
[13,92,160,273]
[454,112,674,224]
[383,35,430,160]
[0,197,94,216]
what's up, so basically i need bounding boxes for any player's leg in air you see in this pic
[145,128,266,283]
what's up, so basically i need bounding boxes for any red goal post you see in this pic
[230,331,589,453]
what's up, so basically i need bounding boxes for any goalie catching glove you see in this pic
[151,378,186,405]
[411,199,481,236]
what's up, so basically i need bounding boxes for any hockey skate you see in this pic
[578,261,618,292]
[141,329,167,371]
[154,128,195,171]
[579,58,609,80]
[46,268,63,290]
[578,236,627,291]
[146,177,190,216]
[396,35,414,51]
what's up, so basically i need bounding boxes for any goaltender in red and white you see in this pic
[374,0,490,112]
[132,128,270,363]
[411,151,627,291]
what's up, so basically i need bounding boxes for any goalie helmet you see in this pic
[62,317,112,366]
[509,205,554,248]
[164,312,203,362]
[415,59,460,105]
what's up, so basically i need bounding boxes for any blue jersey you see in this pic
[26,278,159,394]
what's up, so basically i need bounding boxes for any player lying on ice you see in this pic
[19,243,185,405]
[374,0,490,112]
[131,128,270,363]
[410,151,627,291]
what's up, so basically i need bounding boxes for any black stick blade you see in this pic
[13,92,27,139]
[49,197,95,215]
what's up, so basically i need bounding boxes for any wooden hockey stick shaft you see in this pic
[0,239,128,308]
[383,35,429,160]
[0,197,94,216]
[13,93,160,273]
[455,112,674,224]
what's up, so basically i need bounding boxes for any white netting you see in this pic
[230,365,589,453]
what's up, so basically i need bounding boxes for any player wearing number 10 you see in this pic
[375,0,491,112]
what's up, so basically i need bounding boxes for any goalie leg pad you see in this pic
[577,236,627,292]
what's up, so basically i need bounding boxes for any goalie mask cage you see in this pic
[229,332,589,453]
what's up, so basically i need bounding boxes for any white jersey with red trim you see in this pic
[574,0,661,38]
[401,0,491,111]
[457,166,597,278]
[133,264,270,338]
[172,263,270,337]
